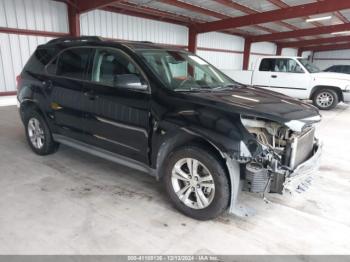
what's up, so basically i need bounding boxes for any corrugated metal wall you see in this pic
[249,42,277,70]
[80,10,269,74]
[313,49,350,70]
[0,35,54,93]
[0,3,281,93]
[197,32,244,75]
[0,0,68,93]
[80,10,188,46]
[281,48,298,57]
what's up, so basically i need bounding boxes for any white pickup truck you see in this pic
[229,56,350,110]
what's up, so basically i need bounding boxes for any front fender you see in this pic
[151,108,261,172]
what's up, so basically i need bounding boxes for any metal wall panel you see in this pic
[197,50,243,73]
[80,10,188,46]
[0,0,68,32]
[313,49,350,70]
[0,0,67,93]
[0,33,53,92]
[197,32,244,51]
[249,42,277,70]
[281,48,298,56]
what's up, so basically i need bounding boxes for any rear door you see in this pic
[45,47,94,141]
[256,58,310,99]
[82,47,151,164]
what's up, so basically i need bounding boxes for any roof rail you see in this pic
[47,36,103,45]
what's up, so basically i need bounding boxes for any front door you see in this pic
[82,47,151,164]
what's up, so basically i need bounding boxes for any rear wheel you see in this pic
[24,110,58,155]
[312,88,339,110]
[163,146,230,220]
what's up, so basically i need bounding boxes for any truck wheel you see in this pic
[312,88,339,110]
[24,110,59,155]
[163,146,230,220]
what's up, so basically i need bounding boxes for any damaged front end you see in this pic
[227,114,322,216]
[239,115,322,195]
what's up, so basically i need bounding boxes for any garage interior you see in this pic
[1,0,350,255]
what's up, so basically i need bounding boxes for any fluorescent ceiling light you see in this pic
[331,31,350,35]
[306,15,332,22]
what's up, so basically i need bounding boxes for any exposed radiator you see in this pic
[289,127,315,169]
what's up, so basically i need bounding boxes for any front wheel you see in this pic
[312,88,339,110]
[163,146,230,220]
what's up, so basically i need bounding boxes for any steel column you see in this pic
[188,27,198,53]
[68,3,80,36]
[243,39,251,70]
[276,45,282,56]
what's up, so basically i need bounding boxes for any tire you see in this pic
[163,146,230,220]
[24,110,59,155]
[312,88,339,110]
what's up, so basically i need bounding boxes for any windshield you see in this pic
[138,50,237,91]
[298,59,321,73]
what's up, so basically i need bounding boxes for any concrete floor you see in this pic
[0,103,350,255]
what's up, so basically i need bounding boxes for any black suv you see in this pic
[324,65,350,74]
[18,37,322,220]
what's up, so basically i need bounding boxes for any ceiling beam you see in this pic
[158,0,277,34]
[303,43,350,52]
[195,0,350,33]
[102,6,189,26]
[279,35,350,48]
[110,2,202,24]
[215,0,299,31]
[267,0,323,27]
[250,23,350,42]
[77,0,122,13]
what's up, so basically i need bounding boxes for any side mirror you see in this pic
[114,74,148,90]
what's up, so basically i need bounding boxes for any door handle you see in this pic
[271,75,277,78]
[84,91,97,100]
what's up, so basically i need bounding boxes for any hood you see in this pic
[313,72,350,81]
[185,86,320,129]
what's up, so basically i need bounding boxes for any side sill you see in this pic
[52,134,156,176]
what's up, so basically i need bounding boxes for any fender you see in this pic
[151,108,261,177]
[151,118,256,217]
[309,85,344,101]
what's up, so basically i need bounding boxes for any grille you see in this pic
[289,127,315,169]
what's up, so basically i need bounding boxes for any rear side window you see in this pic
[56,48,92,80]
[343,66,350,73]
[23,47,58,74]
[259,58,303,73]
[259,58,275,71]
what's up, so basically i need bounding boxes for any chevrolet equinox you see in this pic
[17,37,322,220]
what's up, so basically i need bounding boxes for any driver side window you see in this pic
[92,48,145,89]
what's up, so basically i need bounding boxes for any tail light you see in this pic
[16,75,21,90]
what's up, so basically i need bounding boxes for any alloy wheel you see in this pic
[27,117,45,149]
[171,158,215,209]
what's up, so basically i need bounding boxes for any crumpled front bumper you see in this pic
[283,139,322,194]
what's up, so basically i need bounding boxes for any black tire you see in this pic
[24,110,59,155]
[312,88,339,110]
[163,146,230,220]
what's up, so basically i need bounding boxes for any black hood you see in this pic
[184,86,320,124]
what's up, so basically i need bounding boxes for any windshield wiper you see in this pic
[174,86,212,92]
[211,84,239,91]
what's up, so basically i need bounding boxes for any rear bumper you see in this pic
[283,139,322,194]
